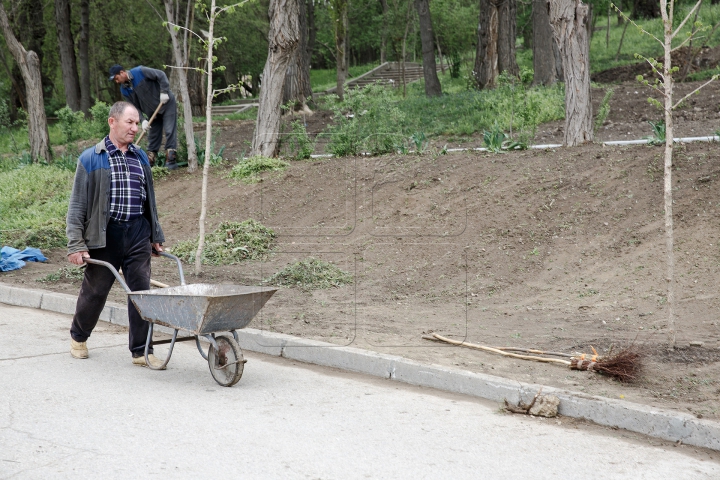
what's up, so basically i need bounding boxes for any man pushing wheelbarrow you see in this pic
[66,101,167,368]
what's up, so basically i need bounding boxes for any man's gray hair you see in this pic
[108,101,138,120]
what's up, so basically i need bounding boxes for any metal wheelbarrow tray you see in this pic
[86,253,277,387]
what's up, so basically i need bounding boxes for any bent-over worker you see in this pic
[109,64,178,170]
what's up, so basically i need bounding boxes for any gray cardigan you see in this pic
[66,140,165,254]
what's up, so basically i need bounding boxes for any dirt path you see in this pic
[4,81,720,421]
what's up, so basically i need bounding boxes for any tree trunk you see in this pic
[547,0,593,146]
[474,0,519,88]
[306,0,316,68]
[252,0,300,157]
[379,0,388,64]
[54,0,81,111]
[415,0,442,96]
[78,0,91,114]
[660,0,675,345]
[164,0,199,172]
[0,3,51,162]
[331,0,348,100]
[283,0,312,108]
[532,0,563,85]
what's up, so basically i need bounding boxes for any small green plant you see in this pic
[228,156,289,183]
[483,124,507,153]
[38,265,85,283]
[196,135,226,166]
[265,257,353,291]
[594,88,614,135]
[409,132,428,154]
[284,120,315,160]
[151,166,170,180]
[171,219,276,265]
[645,120,666,146]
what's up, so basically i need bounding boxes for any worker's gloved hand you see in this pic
[142,120,150,131]
[160,92,170,105]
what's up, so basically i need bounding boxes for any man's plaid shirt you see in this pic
[105,136,146,222]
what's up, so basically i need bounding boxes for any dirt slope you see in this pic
[4,81,720,421]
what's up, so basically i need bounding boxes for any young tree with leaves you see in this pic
[619,0,716,345]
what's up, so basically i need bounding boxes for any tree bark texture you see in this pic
[547,0,593,146]
[54,0,81,111]
[78,0,91,114]
[474,0,519,89]
[415,0,442,96]
[331,0,348,100]
[283,0,312,108]
[252,0,300,157]
[306,0,316,68]
[0,3,51,162]
[164,0,198,172]
[532,0,563,85]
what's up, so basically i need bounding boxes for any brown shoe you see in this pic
[147,151,157,166]
[132,354,167,370]
[70,339,88,359]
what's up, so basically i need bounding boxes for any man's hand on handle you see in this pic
[159,93,169,105]
[142,119,150,132]
[68,251,90,266]
[151,243,163,257]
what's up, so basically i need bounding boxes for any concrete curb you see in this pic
[2,281,719,451]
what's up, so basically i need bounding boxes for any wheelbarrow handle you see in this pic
[84,252,185,293]
[83,258,131,293]
[157,251,186,286]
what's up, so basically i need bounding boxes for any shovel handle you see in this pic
[135,102,163,144]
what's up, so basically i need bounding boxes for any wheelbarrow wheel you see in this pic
[208,334,245,387]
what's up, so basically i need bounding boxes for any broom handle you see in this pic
[426,334,572,366]
[135,102,163,144]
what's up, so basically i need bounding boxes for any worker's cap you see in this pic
[108,64,124,81]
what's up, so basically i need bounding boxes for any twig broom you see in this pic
[424,333,642,382]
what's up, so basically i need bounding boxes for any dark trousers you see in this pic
[70,216,153,357]
[147,97,177,152]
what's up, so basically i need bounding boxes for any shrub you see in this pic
[55,106,86,143]
[283,120,315,160]
[170,219,276,265]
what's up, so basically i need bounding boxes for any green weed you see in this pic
[594,88,614,135]
[228,156,289,183]
[38,265,85,283]
[645,120,666,145]
[283,120,315,160]
[265,257,353,291]
[170,219,276,265]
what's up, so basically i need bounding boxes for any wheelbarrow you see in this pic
[85,253,277,387]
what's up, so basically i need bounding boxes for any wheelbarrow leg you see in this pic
[195,334,219,360]
[144,322,178,370]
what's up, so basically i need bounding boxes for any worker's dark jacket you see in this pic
[66,140,165,255]
[120,66,175,119]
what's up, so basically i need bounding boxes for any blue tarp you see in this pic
[0,246,47,272]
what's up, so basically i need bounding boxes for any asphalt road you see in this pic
[1,303,718,479]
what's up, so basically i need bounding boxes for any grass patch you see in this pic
[170,219,276,265]
[310,63,381,92]
[0,163,73,249]
[590,3,720,75]
[228,156,289,183]
[265,257,353,291]
[38,265,85,283]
